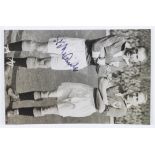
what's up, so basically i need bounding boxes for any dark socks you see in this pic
[13,58,27,67]
[19,92,35,100]
[5,57,27,67]
[8,41,23,51]
[18,108,34,116]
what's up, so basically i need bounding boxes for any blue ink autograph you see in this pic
[54,37,79,71]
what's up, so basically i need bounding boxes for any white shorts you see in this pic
[48,37,88,70]
[56,83,96,117]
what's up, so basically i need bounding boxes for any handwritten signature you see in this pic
[54,37,79,71]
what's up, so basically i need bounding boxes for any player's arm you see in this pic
[103,106,127,117]
[93,36,125,52]
[97,78,109,113]
[103,98,127,117]
[96,89,106,113]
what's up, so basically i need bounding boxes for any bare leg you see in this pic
[41,90,59,98]
[26,57,51,69]
[32,105,59,117]
[37,58,51,68]
[41,106,59,116]
[34,87,64,100]
[37,43,48,52]
[33,90,58,100]
[45,88,64,98]
[22,41,48,53]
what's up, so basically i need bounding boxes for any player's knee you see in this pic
[26,57,38,68]
[37,59,50,68]
[44,59,51,68]
[34,92,41,100]
[41,92,49,98]
[22,41,37,52]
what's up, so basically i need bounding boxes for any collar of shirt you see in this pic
[113,51,124,58]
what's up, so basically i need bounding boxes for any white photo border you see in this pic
[0,26,154,127]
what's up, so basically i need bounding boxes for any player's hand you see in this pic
[97,57,106,66]
[122,54,131,66]
[102,78,110,88]
[100,47,106,58]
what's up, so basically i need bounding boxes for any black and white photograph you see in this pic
[4,29,151,124]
